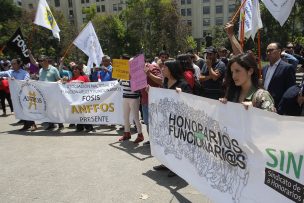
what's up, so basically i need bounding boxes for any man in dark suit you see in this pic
[262,42,296,109]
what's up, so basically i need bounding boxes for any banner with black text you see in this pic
[149,87,304,203]
[9,80,124,124]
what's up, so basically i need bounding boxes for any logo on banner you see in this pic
[264,148,304,202]
[45,8,56,28]
[18,82,47,119]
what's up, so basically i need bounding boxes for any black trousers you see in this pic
[76,124,93,131]
[0,90,13,113]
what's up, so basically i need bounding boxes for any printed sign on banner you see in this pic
[149,87,304,203]
[9,79,124,124]
[112,59,130,80]
[129,54,147,92]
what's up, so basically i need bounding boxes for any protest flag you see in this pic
[238,0,252,41]
[261,0,295,26]
[251,0,263,39]
[34,0,60,40]
[5,28,30,64]
[73,21,104,68]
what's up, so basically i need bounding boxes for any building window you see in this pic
[68,0,73,7]
[187,20,192,26]
[101,5,105,12]
[187,8,191,16]
[203,6,210,14]
[118,4,123,11]
[97,5,101,12]
[229,4,235,13]
[203,0,210,2]
[69,10,74,17]
[216,17,223,25]
[187,0,191,4]
[181,9,186,16]
[54,0,60,7]
[113,4,117,11]
[203,18,210,26]
[96,0,100,2]
[216,5,223,13]
[81,0,85,4]
[181,0,185,5]
[86,0,90,3]
[28,3,33,9]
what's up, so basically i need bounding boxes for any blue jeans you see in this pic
[142,104,149,134]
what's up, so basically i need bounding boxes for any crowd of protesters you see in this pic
[1,22,304,154]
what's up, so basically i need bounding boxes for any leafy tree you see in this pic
[92,14,126,58]
[1,5,80,63]
[0,0,21,22]
[0,0,21,50]
[121,0,191,57]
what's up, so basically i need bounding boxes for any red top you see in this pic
[71,75,90,82]
[0,79,10,93]
[140,64,162,105]
[183,70,194,89]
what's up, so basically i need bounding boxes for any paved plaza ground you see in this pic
[0,113,212,203]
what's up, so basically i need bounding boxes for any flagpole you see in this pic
[230,0,247,23]
[0,45,6,55]
[62,42,74,58]
[257,30,262,79]
[240,10,245,49]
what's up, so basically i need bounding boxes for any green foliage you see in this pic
[121,0,191,57]
[92,15,126,58]
[186,36,197,50]
[1,6,81,63]
[0,0,21,22]
[3,0,304,62]
[208,26,230,49]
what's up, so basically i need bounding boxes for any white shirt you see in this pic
[264,59,281,90]
[193,63,200,79]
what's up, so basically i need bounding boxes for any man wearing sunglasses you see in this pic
[262,42,296,109]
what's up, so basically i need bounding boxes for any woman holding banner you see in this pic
[68,64,93,132]
[153,60,192,177]
[219,52,276,112]
[162,60,192,93]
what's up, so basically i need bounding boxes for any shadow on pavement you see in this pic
[109,140,153,161]
[2,126,122,137]
[143,169,191,203]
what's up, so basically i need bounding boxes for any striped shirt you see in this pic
[120,80,140,99]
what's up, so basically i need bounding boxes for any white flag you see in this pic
[261,0,295,26]
[238,0,253,40]
[34,0,60,40]
[73,21,104,68]
[251,0,263,39]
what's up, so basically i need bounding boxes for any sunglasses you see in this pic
[266,49,278,53]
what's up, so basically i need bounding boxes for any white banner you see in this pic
[149,87,304,203]
[9,79,124,124]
